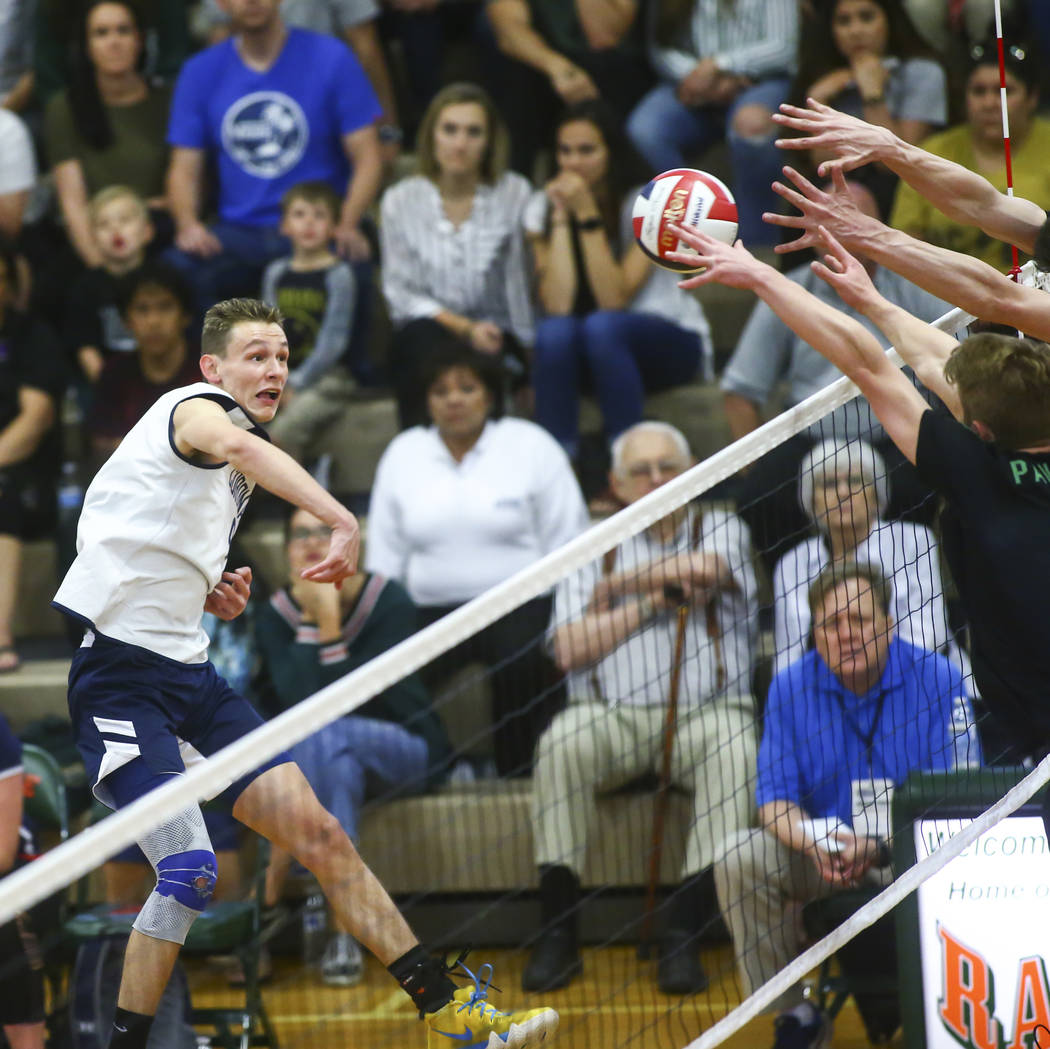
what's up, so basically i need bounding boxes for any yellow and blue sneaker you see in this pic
[426,961,559,1048]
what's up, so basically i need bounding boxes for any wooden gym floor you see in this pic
[187,943,891,1049]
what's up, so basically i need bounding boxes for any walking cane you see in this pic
[637,598,690,959]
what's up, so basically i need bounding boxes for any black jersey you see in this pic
[915,408,1050,754]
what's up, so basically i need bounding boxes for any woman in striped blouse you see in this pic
[379,82,534,428]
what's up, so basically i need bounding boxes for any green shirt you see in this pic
[44,84,171,199]
[890,117,1050,273]
[255,573,452,786]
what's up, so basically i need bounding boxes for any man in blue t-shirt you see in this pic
[164,0,382,320]
[713,561,980,1049]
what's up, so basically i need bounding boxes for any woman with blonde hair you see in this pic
[380,82,534,428]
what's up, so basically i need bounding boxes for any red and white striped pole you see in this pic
[994,0,1022,281]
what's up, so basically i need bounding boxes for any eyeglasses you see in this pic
[970,42,1027,63]
[625,459,686,479]
[820,474,869,491]
[289,526,331,543]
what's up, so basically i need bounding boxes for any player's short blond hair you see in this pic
[945,332,1050,450]
[88,185,149,225]
[201,298,284,358]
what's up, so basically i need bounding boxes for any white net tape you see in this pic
[2,264,1042,931]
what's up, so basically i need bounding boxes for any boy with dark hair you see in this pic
[669,220,1050,764]
[89,262,201,466]
[261,180,358,466]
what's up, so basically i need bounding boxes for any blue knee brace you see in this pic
[156,849,218,910]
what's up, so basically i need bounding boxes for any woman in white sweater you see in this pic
[367,344,590,775]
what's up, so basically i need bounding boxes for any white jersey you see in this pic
[54,383,265,663]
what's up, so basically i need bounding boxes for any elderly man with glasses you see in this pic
[522,420,759,997]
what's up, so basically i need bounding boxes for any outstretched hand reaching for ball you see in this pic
[773,99,898,178]
[809,226,881,313]
[665,222,766,291]
[765,165,883,256]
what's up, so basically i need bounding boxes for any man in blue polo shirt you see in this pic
[165,0,382,320]
[713,560,981,1049]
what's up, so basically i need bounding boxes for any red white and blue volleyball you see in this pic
[632,169,738,272]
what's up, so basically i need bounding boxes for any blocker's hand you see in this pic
[300,520,360,586]
[205,566,253,621]
[773,98,897,177]
[810,226,880,313]
[665,222,765,291]
[765,165,879,256]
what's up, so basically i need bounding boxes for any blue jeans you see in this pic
[533,310,701,454]
[290,715,429,843]
[626,78,791,245]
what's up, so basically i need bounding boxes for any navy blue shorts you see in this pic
[69,632,291,810]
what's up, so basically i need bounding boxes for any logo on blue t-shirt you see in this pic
[221,91,309,179]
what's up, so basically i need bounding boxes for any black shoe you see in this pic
[657,930,708,995]
[522,927,582,992]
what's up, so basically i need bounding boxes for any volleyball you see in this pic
[632,168,738,272]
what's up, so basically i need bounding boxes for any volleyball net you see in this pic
[4,263,1050,1049]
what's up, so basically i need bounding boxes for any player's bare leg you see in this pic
[232,761,417,964]
[116,933,181,1014]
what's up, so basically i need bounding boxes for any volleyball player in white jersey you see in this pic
[53,299,558,1049]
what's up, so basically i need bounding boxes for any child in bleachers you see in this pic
[261,181,358,467]
[88,263,202,470]
[65,186,154,383]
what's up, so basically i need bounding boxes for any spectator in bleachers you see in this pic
[714,561,979,1049]
[720,178,947,569]
[164,0,383,319]
[87,262,200,469]
[0,241,64,673]
[65,186,153,384]
[196,0,402,169]
[626,0,797,246]
[379,82,533,428]
[255,507,452,986]
[0,712,46,1049]
[0,108,36,242]
[523,100,712,493]
[43,1,173,268]
[366,342,589,776]
[523,421,757,995]
[485,0,651,175]
[261,181,357,468]
[772,438,954,677]
[0,0,35,114]
[788,0,947,214]
[890,40,1050,273]
[34,0,190,105]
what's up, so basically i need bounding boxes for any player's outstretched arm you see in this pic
[172,399,360,583]
[773,99,1047,253]
[667,222,929,463]
[809,228,963,419]
[769,167,1050,342]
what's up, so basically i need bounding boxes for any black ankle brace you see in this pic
[109,1007,154,1049]
[388,945,458,1016]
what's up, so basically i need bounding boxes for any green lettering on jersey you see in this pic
[1037,462,1050,484]
[1010,459,1029,484]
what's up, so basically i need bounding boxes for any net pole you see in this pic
[0,293,998,927]
[683,751,1050,1049]
[994,0,1022,281]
